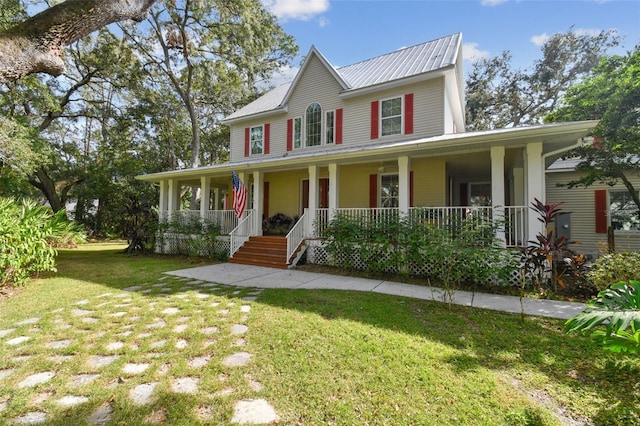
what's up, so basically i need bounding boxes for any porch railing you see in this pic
[312,206,528,247]
[229,210,256,257]
[286,208,308,264]
[160,210,239,235]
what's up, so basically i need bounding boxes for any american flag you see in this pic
[231,171,247,218]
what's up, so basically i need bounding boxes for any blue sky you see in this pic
[263,0,640,81]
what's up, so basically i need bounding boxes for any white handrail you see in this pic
[229,210,255,257]
[286,209,307,264]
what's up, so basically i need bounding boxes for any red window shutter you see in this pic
[595,189,608,233]
[286,119,293,151]
[370,101,379,139]
[369,174,378,208]
[244,127,250,157]
[404,93,414,135]
[409,171,414,207]
[264,123,270,154]
[336,108,343,144]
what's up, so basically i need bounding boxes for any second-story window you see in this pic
[326,110,335,144]
[381,97,402,136]
[250,125,263,155]
[306,103,322,147]
[293,117,302,149]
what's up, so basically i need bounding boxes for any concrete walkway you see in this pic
[166,263,587,320]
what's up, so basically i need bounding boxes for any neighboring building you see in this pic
[137,33,600,267]
[546,158,640,258]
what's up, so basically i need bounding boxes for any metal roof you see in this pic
[223,33,461,123]
[224,82,291,122]
[337,33,461,89]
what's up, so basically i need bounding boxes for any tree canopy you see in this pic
[465,28,619,130]
[546,47,640,211]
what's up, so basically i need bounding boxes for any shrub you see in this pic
[0,198,84,286]
[155,213,225,259]
[321,210,517,288]
[590,252,640,291]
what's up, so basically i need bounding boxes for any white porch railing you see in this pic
[504,206,528,247]
[229,210,256,257]
[286,208,308,264]
[312,206,528,247]
[160,210,239,235]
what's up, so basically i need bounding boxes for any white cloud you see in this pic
[481,0,509,6]
[531,32,550,46]
[264,0,330,21]
[318,16,330,28]
[462,42,490,63]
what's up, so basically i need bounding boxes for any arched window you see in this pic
[306,103,322,147]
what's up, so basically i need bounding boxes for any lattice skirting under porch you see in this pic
[306,239,524,287]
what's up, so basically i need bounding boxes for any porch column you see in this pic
[159,180,168,221]
[253,170,264,236]
[328,163,339,220]
[491,146,506,245]
[167,179,178,217]
[525,142,544,243]
[200,176,210,221]
[308,165,318,235]
[398,156,410,216]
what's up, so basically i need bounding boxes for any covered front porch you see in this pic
[139,121,598,266]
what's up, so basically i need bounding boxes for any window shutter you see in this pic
[404,93,414,135]
[336,108,343,144]
[370,101,379,139]
[595,189,608,233]
[286,119,293,151]
[244,127,250,157]
[264,123,270,154]
[410,171,414,207]
[369,174,378,208]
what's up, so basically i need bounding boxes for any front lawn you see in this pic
[0,245,637,425]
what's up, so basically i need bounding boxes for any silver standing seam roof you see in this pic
[224,33,461,122]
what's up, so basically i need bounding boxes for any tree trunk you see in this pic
[0,0,156,82]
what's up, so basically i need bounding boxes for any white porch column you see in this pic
[328,163,339,220]
[308,165,318,234]
[159,180,168,221]
[398,156,410,216]
[253,170,264,236]
[200,176,210,221]
[525,142,544,243]
[167,179,178,217]
[491,146,506,245]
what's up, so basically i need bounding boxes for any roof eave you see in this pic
[221,105,288,125]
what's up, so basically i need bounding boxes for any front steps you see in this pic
[229,236,290,269]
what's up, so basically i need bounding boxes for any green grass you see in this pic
[0,244,638,425]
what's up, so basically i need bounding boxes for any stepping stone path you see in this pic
[0,277,278,425]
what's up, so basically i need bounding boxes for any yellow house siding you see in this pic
[411,158,446,206]
[338,164,378,208]
[264,170,308,218]
[546,170,640,257]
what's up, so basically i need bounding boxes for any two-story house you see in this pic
[138,33,597,268]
